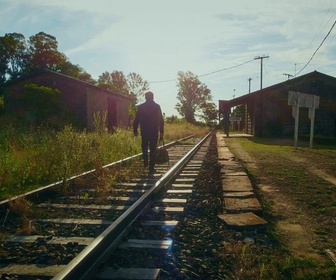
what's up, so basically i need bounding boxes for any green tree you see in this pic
[98,70,127,93]
[98,70,149,105]
[58,61,95,84]
[127,72,149,104]
[26,32,67,71]
[175,71,212,124]
[0,32,94,85]
[0,32,27,82]
[0,44,7,85]
[200,102,218,125]
[166,114,179,123]
[0,95,4,113]
[231,104,244,118]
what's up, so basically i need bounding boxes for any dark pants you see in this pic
[141,133,158,170]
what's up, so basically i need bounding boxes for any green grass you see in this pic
[223,135,336,279]
[0,123,209,200]
[224,242,336,280]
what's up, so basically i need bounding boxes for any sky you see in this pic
[1,0,336,117]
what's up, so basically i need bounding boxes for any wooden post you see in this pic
[225,111,230,137]
[309,108,316,148]
[293,105,299,149]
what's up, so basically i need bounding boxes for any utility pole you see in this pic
[254,55,269,90]
[248,78,252,93]
[254,55,269,137]
[294,63,301,77]
[283,73,293,80]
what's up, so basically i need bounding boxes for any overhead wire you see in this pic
[148,59,255,84]
[198,59,255,78]
[296,19,336,76]
[295,0,336,65]
[149,9,336,89]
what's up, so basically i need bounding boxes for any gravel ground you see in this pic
[0,134,277,279]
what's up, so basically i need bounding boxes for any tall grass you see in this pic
[0,122,209,200]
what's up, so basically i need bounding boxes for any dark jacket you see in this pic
[133,100,164,137]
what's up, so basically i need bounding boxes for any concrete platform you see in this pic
[216,132,267,228]
[221,171,247,177]
[217,148,234,160]
[223,184,254,192]
[218,212,267,228]
[223,191,254,198]
[224,197,262,213]
[220,160,241,167]
[221,166,246,174]
[222,176,253,192]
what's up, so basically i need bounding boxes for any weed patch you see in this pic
[0,123,209,200]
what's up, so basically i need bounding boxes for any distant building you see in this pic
[219,71,336,140]
[3,69,130,130]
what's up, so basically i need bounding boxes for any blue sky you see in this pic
[1,0,336,117]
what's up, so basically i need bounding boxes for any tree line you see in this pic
[0,32,217,125]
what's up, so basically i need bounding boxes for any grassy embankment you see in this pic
[223,135,336,279]
[0,123,209,201]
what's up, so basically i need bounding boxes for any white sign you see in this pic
[288,91,319,109]
[229,117,242,122]
[288,91,319,149]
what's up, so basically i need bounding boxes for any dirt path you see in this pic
[226,138,335,261]
[291,156,336,186]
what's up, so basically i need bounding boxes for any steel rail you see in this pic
[53,132,212,280]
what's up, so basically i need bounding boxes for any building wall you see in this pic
[261,73,336,137]
[4,70,130,130]
[41,72,88,127]
[222,71,336,139]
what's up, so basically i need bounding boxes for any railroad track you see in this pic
[0,132,212,279]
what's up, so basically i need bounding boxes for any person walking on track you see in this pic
[133,91,164,174]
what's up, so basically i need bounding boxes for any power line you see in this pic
[148,78,176,84]
[149,15,335,87]
[295,0,336,65]
[198,59,254,78]
[148,59,255,84]
[296,20,336,76]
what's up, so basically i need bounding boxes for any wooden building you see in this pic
[219,71,336,139]
[3,69,130,130]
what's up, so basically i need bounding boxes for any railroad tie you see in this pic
[96,267,160,280]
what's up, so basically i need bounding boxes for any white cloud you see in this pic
[1,0,335,116]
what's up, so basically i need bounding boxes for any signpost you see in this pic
[230,116,242,131]
[288,91,320,148]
